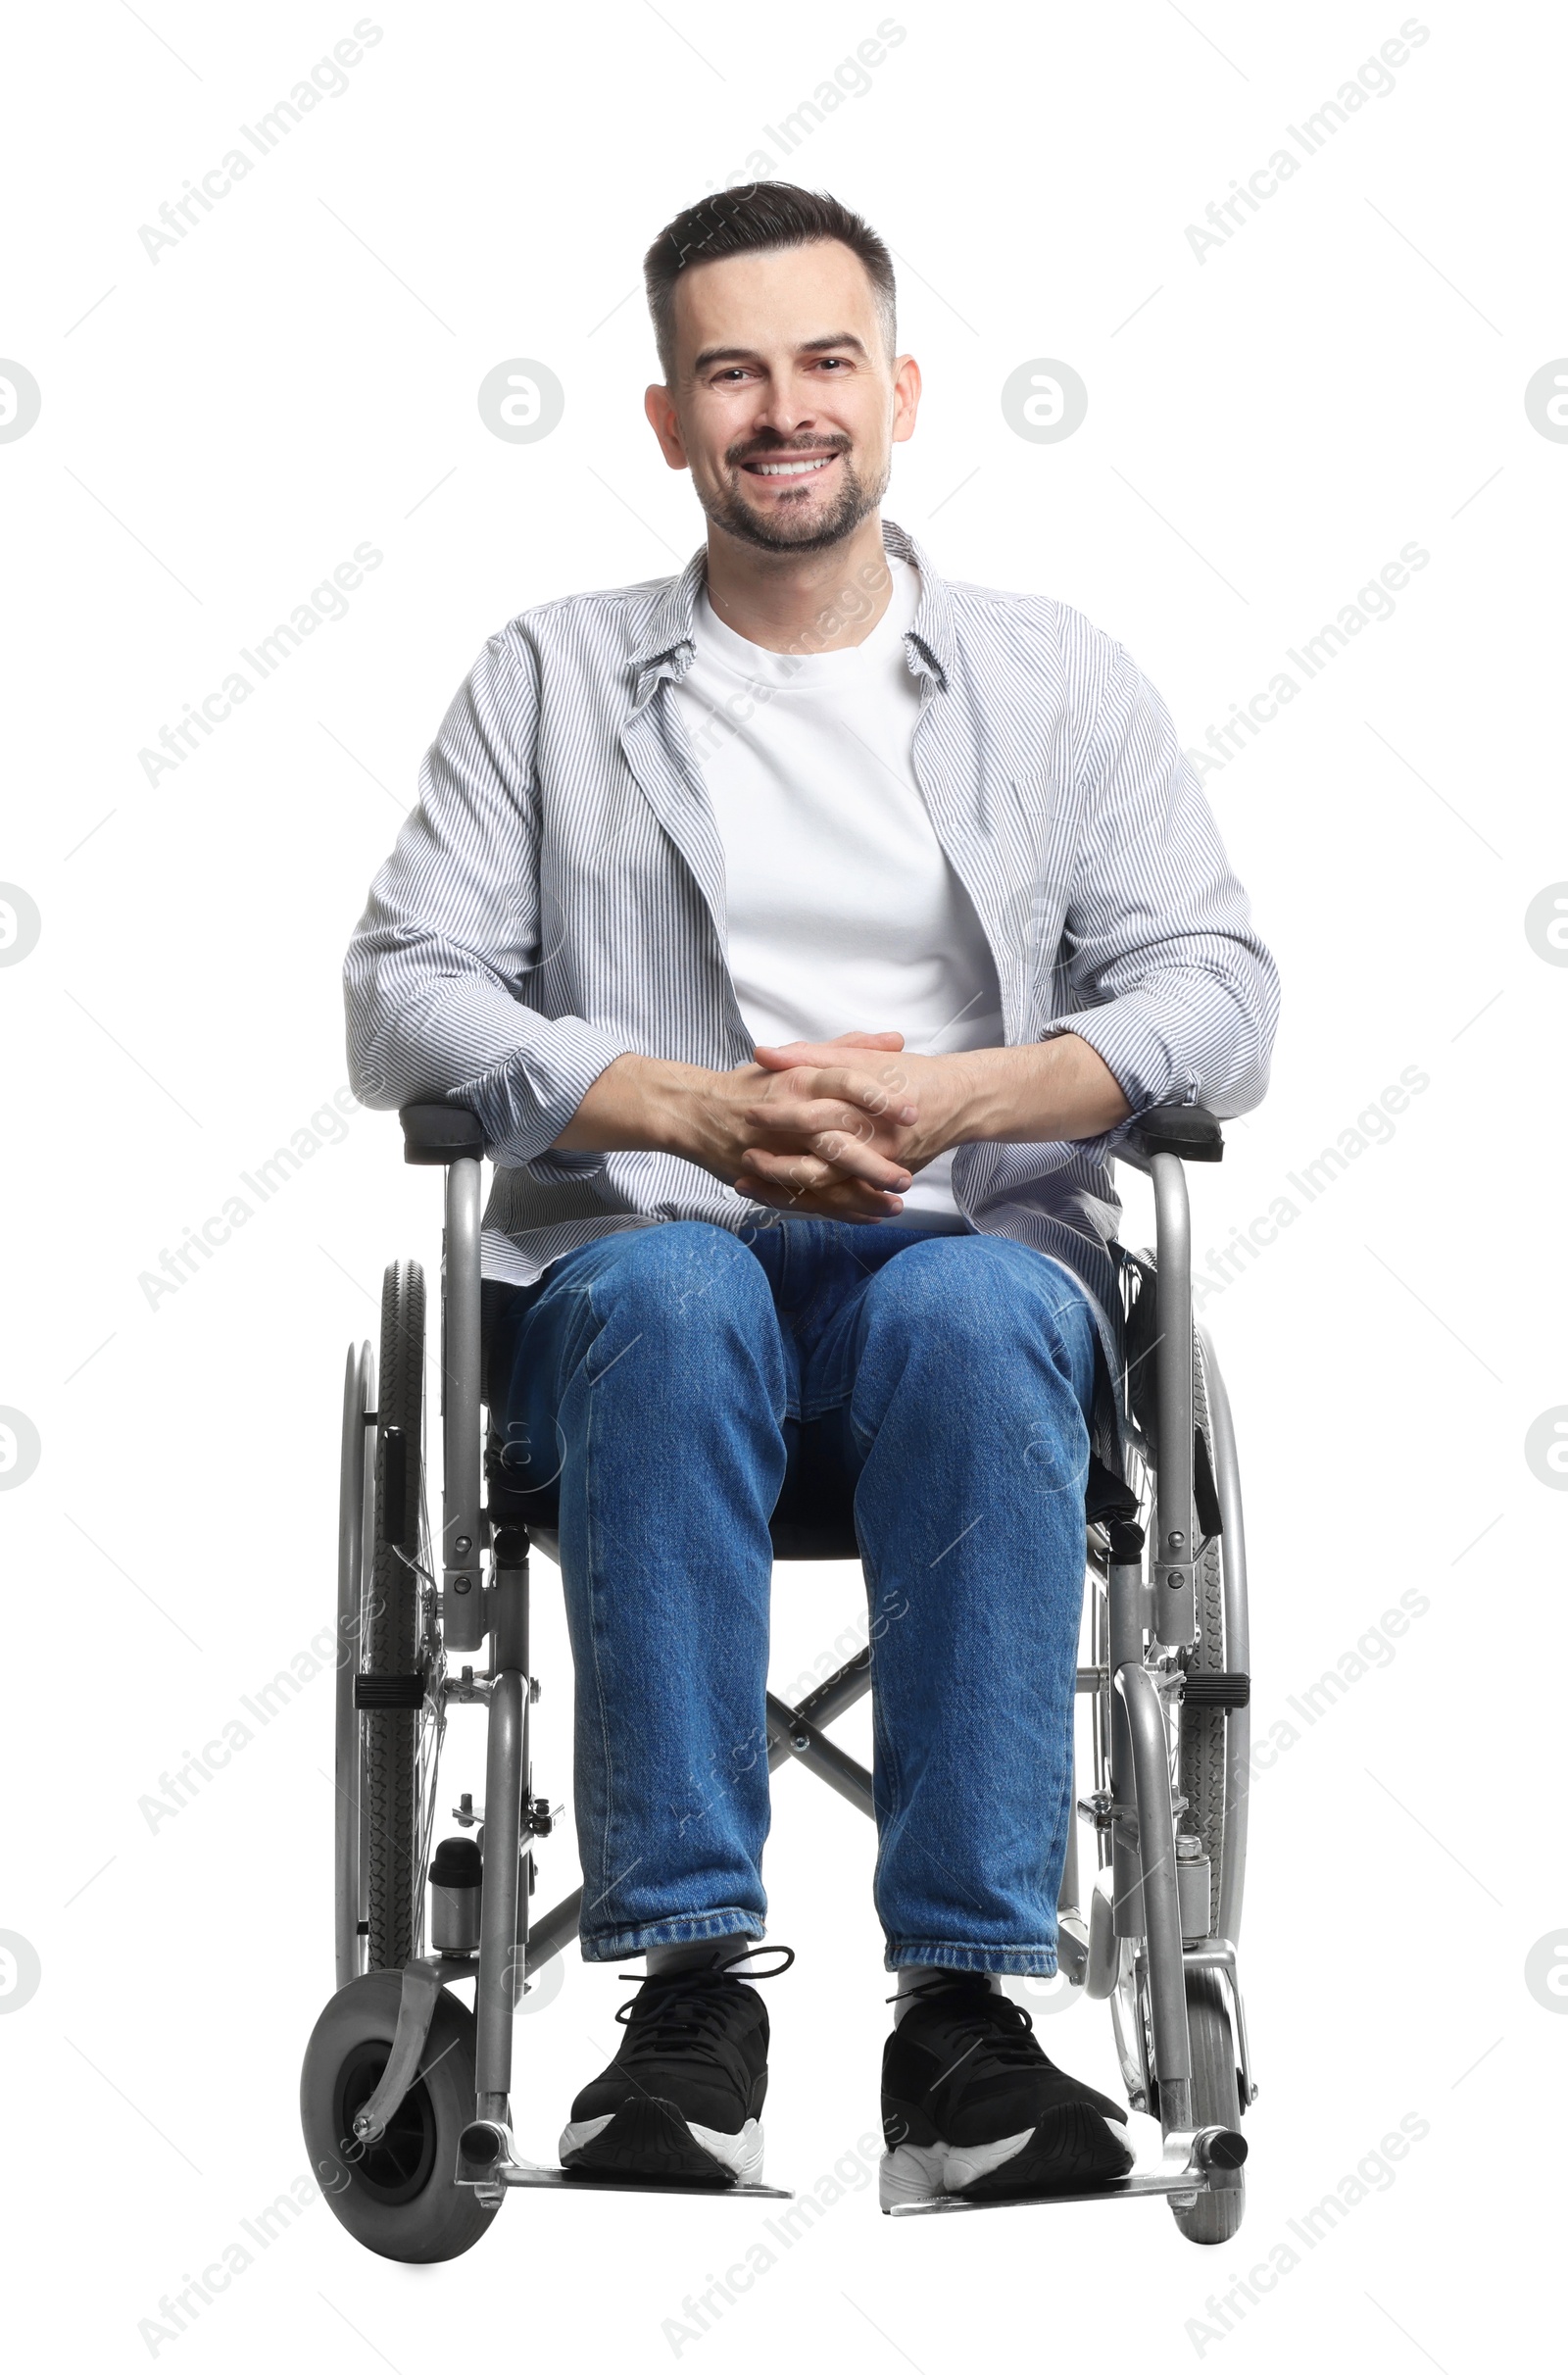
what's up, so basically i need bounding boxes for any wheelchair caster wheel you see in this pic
[300,1971,500,2262]
[1169,1971,1246,2246]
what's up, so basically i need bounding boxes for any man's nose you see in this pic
[746,388,819,441]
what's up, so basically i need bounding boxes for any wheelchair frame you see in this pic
[308,1100,1254,2248]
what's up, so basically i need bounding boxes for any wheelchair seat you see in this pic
[486,1422,862,1565]
[490,1435,1134,1567]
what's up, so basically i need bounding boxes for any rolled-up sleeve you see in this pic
[342,628,635,1163]
[1040,631,1280,1119]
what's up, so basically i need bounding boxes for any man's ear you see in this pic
[891,354,922,447]
[645,382,689,470]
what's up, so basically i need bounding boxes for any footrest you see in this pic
[529,2170,794,2199]
[456,2116,792,2199]
[884,2125,1245,2216]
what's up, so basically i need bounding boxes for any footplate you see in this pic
[883,2123,1247,2217]
[455,2119,792,2202]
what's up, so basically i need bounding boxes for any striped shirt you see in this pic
[342,518,1280,1462]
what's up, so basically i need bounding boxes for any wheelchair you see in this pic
[299,1099,1254,2259]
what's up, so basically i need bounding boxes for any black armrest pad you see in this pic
[399,1102,486,1165]
[1122,1103,1224,1163]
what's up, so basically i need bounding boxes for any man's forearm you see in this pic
[552,1052,718,1161]
[936,1032,1133,1149]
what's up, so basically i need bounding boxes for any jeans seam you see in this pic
[883,1940,1060,1974]
[579,1910,763,1960]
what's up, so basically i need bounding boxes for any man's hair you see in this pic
[643,183,897,383]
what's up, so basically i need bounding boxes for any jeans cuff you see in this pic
[884,1941,1059,1978]
[578,1910,764,1963]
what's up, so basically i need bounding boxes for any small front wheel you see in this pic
[301,1971,499,2262]
[1170,1970,1246,2245]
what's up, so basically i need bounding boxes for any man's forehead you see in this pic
[672,240,880,350]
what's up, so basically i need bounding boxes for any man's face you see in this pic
[645,238,919,555]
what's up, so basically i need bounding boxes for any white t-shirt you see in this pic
[670,556,1004,1225]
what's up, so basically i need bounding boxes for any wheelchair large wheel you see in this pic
[301,1970,498,2261]
[1179,1338,1229,1937]
[363,1260,443,1973]
[1170,1970,1245,2244]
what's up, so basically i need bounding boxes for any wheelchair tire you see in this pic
[365,1260,427,1973]
[1179,1341,1228,1939]
[300,1970,499,2262]
[1170,1970,1245,2245]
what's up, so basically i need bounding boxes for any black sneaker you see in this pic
[559,1946,792,2187]
[880,1973,1134,2208]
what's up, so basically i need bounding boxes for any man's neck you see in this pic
[702,512,895,655]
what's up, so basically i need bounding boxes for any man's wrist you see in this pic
[941,1047,1009,1143]
[553,1051,728,1163]
[929,1046,1035,1144]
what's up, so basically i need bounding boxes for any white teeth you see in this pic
[752,457,834,476]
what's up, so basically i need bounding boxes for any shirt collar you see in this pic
[628,516,956,698]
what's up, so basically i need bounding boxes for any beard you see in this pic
[695,438,890,555]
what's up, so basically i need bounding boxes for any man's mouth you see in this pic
[739,452,841,479]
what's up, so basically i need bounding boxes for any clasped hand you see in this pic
[722,1030,963,1221]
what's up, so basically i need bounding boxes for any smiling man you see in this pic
[343,183,1279,2209]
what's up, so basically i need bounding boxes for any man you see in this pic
[343,182,1278,2208]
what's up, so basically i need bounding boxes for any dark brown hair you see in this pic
[643,182,897,382]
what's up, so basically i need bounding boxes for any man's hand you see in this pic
[727,1052,919,1216]
[553,1028,1131,1219]
[740,1029,1133,1205]
[552,1036,922,1220]
[737,1038,960,1208]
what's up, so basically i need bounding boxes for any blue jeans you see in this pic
[483,1217,1098,1975]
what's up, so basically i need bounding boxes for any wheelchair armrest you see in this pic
[399,1102,486,1165]
[1117,1102,1224,1168]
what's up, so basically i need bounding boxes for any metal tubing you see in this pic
[489,1540,529,1677]
[1058,1774,1081,1914]
[474,1669,525,2113]
[765,1693,875,1812]
[791,1649,871,1732]
[1115,1660,1192,2132]
[1199,1329,1250,1951]
[334,1341,372,1992]
[352,1957,442,2145]
[442,1158,485,1653]
[1107,1559,1147,1935]
[1151,1152,1196,1647]
[526,1886,583,1975]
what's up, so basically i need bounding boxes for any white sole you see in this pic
[559,2110,764,2186]
[879,2131,1035,2209]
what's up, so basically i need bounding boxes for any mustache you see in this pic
[725,435,851,468]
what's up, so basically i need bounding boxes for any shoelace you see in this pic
[887,1976,1046,2069]
[612,1944,796,2055]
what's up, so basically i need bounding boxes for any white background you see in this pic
[2,1,1562,2365]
